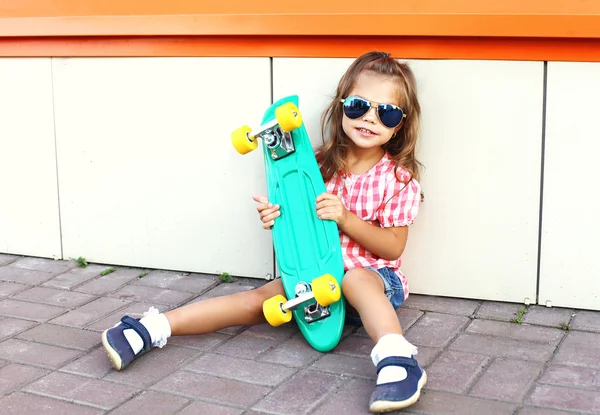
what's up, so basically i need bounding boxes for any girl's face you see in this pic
[341,72,402,154]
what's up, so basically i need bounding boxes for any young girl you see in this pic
[102,51,426,413]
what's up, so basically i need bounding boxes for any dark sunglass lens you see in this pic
[344,97,371,119]
[378,104,403,128]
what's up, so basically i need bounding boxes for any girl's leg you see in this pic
[103,279,284,370]
[342,268,425,413]
[166,278,284,335]
[342,268,402,342]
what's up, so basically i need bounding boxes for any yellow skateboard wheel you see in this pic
[231,125,258,154]
[312,274,341,306]
[263,294,292,326]
[275,102,303,132]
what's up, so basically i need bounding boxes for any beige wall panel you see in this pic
[540,62,600,310]
[0,58,61,258]
[53,57,274,278]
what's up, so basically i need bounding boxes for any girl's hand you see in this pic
[252,195,280,230]
[316,192,348,226]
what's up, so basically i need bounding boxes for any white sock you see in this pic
[371,334,418,385]
[120,307,172,354]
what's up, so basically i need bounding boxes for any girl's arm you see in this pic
[315,193,408,260]
[341,210,408,260]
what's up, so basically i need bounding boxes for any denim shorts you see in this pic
[345,266,405,326]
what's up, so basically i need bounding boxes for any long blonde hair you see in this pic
[317,51,423,186]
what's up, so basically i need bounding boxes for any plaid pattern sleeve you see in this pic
[377,168,421,228]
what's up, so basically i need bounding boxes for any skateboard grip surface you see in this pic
[260,95,345,352]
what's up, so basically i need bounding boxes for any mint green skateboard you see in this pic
[231,95,345,352]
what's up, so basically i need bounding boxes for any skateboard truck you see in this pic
[281,280,336,323]
[231,102,302,159]
[262,274,341,327]
[259,122,296,161]
[304,302,331,323]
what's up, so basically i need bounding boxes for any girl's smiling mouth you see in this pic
[357,127,376,136]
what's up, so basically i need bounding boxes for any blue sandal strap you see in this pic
[376,356,417,374]
[121,316,152,352]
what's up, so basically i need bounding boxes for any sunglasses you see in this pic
[341,96,406,129]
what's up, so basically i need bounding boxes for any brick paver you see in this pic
[449,333,557,362]
[311,353,375,380]
[0,298,67,322]
[153,370,271,407]
[0,255,598,414]
[252,370,344,414]
[0,254,18,266]
[404,312,470,348]
[109,391,189,415]
[553,331,600,369]
[73,267,142,295]
[103,345,202,388]
[403,294,480,316]
[0,364,48,395]
[527,384,600,414]
[571,310,600,333]
[0,265,59,285]
[23,371,140,410]
[464,318,565,346]
[521,305,575,328]
[0,281,28,297]
[0,392,104,415]
[13,286,96,308]
[540,364,600,389]
[0,338,83,368]
[45,264,119,291]
[186,353,298,386]
[132,270,219,293]
[469,358,544,403]
[16,323,100,350]
[0,317,37,340]
[475,301,526,322]
[424,350,489,393]
[256,332,323,367]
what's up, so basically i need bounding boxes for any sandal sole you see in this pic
[101,329,123,371]
[369,370,427,413]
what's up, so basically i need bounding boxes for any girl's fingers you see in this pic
[316,201,341,212]
[317,207,331,218]
[260,206,279,218]
[254,195,279,230]
[254,195,277,213]
[316,200,331,209]
[315,192,335,204]
[317,206,342,220]
[257,203,274,212]
[252,195,269,204]
[316,194,342,209]
[318,212,333,221]
[262,211,280,222]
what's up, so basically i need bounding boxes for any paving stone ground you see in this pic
[0,253,598,414]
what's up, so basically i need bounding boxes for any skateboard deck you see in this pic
[231,95,345,352]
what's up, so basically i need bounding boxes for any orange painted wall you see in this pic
[1,0,600,61]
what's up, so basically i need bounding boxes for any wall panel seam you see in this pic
[50,58,65,259]
[535,61,549,305]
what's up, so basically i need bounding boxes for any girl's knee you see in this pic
[342,268,361,292]
[342,268,370,294]
[342,268,380,295]
[244,280,284,316]
[240,287,269,317]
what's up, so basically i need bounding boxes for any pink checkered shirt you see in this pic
[325,153,421,300]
